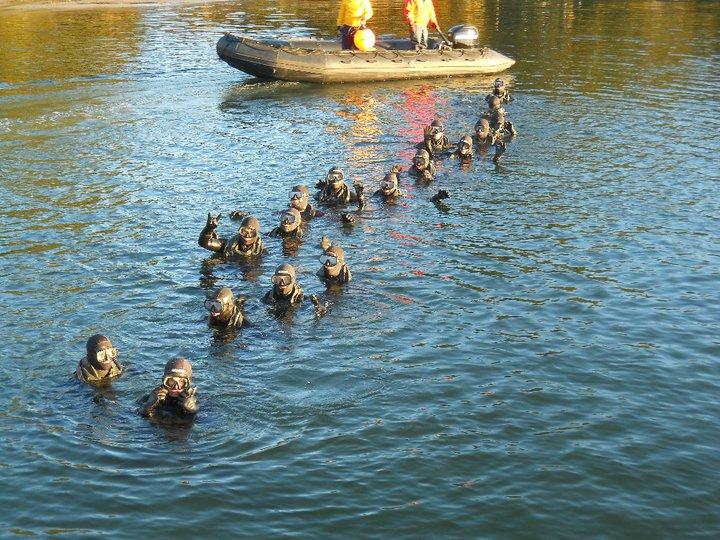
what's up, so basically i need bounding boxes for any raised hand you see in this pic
[310,294,329,317]
[430,189,450,203]
[155,387,169,402]
[205,212,221,230]
[354,182,366,210]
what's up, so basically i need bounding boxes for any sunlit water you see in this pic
[1,0,719,536]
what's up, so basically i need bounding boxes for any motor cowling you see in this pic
[447,24,479,49]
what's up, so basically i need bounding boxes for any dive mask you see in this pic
[163,375,188,391]
[95,347,118,365]
[281,212,299,225]
[327,171,344,185]
[289,190,305,200]
[319,253,338,267]
[239,226,257,239]
[271,273,294,287]
[204,299,224,314]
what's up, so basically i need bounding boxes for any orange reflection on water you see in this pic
[332,91,384,175]
[396,84,448,165]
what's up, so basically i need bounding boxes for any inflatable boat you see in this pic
[216,25,515,84]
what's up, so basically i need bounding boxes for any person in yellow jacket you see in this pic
[336,0,373,50]
[404,0,439,50]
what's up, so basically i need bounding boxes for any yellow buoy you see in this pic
[354,28,376,51]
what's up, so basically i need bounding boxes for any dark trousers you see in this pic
[340,25,358,50]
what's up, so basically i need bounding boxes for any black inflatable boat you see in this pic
[216,25,515,83]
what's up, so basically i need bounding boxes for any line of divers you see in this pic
[76,79,517,420]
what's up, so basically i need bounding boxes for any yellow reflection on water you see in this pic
[0,8,140,84]
[333,91,383,165]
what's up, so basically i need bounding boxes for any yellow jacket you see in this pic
[337,0,373,27]
[404,0,438,28]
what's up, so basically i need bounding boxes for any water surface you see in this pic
[1,0,719,537]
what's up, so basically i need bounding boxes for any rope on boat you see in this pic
[233,35,491,63]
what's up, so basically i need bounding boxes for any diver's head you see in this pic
[319,244,345,278]
[271,262,297,297]
[379,173,399,196]
[162,357,192,398]
[326,167,345,191]
[413,149,430,170]
[289,184,309,211]
[237,216,260,246]
[488,95,501,110]
[429,119,444,141]
[85,334,117,370]
[475,118,490,139]
[279,208,301,233]
[457,135,473,156]
[204,287,235,323]
[494,78,505,90]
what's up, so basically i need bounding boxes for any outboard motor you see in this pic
[447,25,479,49]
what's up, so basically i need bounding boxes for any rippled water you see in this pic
[1,0,719,536]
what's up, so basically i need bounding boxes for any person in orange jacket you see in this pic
[336,0,374,50]
[404,0,439,50]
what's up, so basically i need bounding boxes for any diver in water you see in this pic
[409,149,436,183]
[489,111,518,163]
[198,214,266,258]
[315,167,365,209]
[483,95,506,119]
[263,262,329,317]
[453,135,474,161]
[491,114,509,163]
[474,117,508,162]
[430,189,450,204]
[474,118,494,145]
[267,208,304,239]
[318,244,352,285]
[138,357,198,418]
[76,334,123,385]
[485,78,512,105]
[483,96,517,137]
[373,172,403,202]
[262,263,305,306]
[479,96,517,163]
[204,287,245,329]
[289,184,324,221]
[420,119,452,157]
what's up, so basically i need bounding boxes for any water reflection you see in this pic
[0,9,141,84]
[332,91,383,167]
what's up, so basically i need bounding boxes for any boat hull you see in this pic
[216,34,515,83]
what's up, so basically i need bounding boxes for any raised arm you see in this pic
[138,386,168,417]
[180,387,198,414]
[354,182,366,210]
[198,213,226,252]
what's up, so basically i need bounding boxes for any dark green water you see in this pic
[1,0,719,537]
